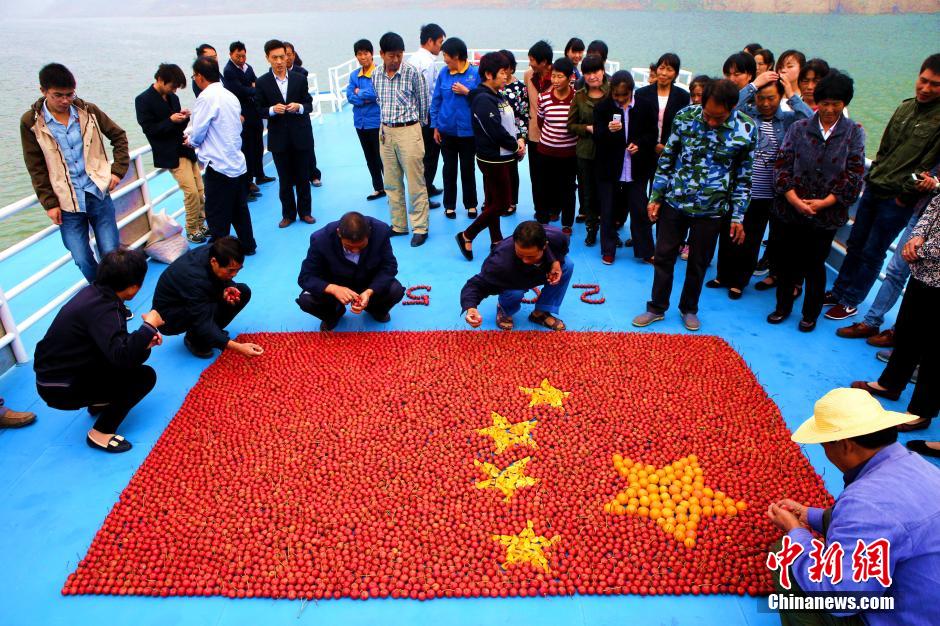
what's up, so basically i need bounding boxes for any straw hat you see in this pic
[791,388,911,444]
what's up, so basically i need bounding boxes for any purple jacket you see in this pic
[774,113,866,229]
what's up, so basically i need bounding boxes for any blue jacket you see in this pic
[346,67,381,130]
[736,83,814,147]
[298,217,399,296]
[430,63,480,138]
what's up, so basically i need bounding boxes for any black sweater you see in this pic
[469,84,519,162]
[34,284,156,383]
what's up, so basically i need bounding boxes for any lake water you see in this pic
[1,9,937,249]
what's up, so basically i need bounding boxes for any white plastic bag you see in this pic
[143,211,189,264]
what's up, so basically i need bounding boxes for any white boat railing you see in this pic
[327,50,621,113]
[0,79,323,366]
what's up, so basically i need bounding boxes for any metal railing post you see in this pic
[0,286,28,364]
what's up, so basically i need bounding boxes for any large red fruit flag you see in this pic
[64,331,832,600]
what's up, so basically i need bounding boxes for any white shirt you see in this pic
[408,47,438,101]
[619,100,635,183]
[819,118,838,141]
[188,81,247,178]
[268,72,305,117]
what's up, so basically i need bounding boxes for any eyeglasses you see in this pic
[48,90,76,101]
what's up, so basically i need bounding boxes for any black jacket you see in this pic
[470,85,519,162]
[635,83,691,146]
[288,64,308,77]
[255,70,314,152]
[593,96,659,184]
[135,85,197,169]
[34,284,156,383]
[152,246,238,350]
[298,217,398,296]
[223,60,261,124]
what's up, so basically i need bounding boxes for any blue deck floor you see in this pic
[1,108,935,626]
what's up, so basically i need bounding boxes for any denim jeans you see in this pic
[498,258,574,317]
[59,191,120,283]
[831,189,914,308]
[862,211,918,328]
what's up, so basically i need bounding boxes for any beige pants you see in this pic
[169,158,206,235]
[380,123,429,234]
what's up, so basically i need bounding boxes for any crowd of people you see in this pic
[4,26,940,624]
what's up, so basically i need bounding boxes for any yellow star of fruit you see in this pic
[475,456,538,502]
[492,520,560,574]
[603,453,748,548]
[476,412,538,454]
[519,379,570,409]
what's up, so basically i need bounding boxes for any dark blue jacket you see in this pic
[135,85,197,169]
[298,217,399,296]
[255,69,314,152]
[34,284,156,383]
[152,245,240,349]
[460,226,569,310]
[346,68,381,130]
[430,64,480,137]
[470,84,519,163]
[223,60,260,124]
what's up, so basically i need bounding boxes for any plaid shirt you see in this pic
[372,62,429,126]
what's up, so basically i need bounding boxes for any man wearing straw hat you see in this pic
[765,388,940,626]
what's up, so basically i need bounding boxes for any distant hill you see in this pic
[3,0,937,16]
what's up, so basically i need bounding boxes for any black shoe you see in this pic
[411,233,428,247]
[575,214,586,223]
[389,229,409,237]
[248,182,260,194]
[444,209,457,219]
[86,434,132,453]
[798,318,817,332]
[256,175,276,184]
[705,279,722,289]
[369,311,391,323]
[429,200,441,209]
[367,190,386,201]
[184,336,214,359]
[429,186,443,198]
[455,232,473,261]
[248,194,259,203]
[906,440,940,458]
[754,277,776,291]
[584,229,597,247]
[728,288,743,300]
[467,207,478,218]
[767,311,789,324]
[823,291,839,306]
[320,317,339,332]
[624,238,633,247]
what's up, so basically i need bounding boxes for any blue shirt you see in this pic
[787,443,940,625]
[43,103,104,212]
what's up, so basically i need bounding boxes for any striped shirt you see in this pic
[372,62,430,126]
[751,119,778,199]
[536,89,577,157]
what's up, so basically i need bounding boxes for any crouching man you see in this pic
[153,236,263,358]
[296,211,405,331]
[461,220,573,331]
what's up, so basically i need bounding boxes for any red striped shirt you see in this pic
[536,89,576,157]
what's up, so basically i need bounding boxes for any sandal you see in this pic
[528,310,566,331]
[496,306,514,331]
[86,433,132,453]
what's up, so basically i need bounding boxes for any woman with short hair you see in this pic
[635,53,691,156]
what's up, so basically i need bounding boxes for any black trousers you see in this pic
[297,280,405,324]
[37,366,156,434]
[716,197,773,290]
[241,120,265,181]
[271,149,312,220]
[356,127,384,192]
[161,283,252,351]
[465,159,511,243]
[527,140,544,216]
[539,153,577,227]
[576,158,598,229]
[422,125,440,191]
[597,179,652,259]
[509,159,520,206]
[648,202,723,315]
[440,134,478,211]
[879,278,938,419]
[204,167,257,252]
[308,132,322,182]
[774,221,837,322]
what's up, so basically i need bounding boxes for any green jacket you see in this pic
[867,97,940,204]
[567,83,609,160]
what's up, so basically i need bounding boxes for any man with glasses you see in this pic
[20,63,129,284]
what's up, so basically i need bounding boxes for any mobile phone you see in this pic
[612,113,622,123]
[911,173,920,181]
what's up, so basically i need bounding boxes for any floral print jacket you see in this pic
[501,79,529,141]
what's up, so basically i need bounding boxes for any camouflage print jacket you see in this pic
[650,105,757,223]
